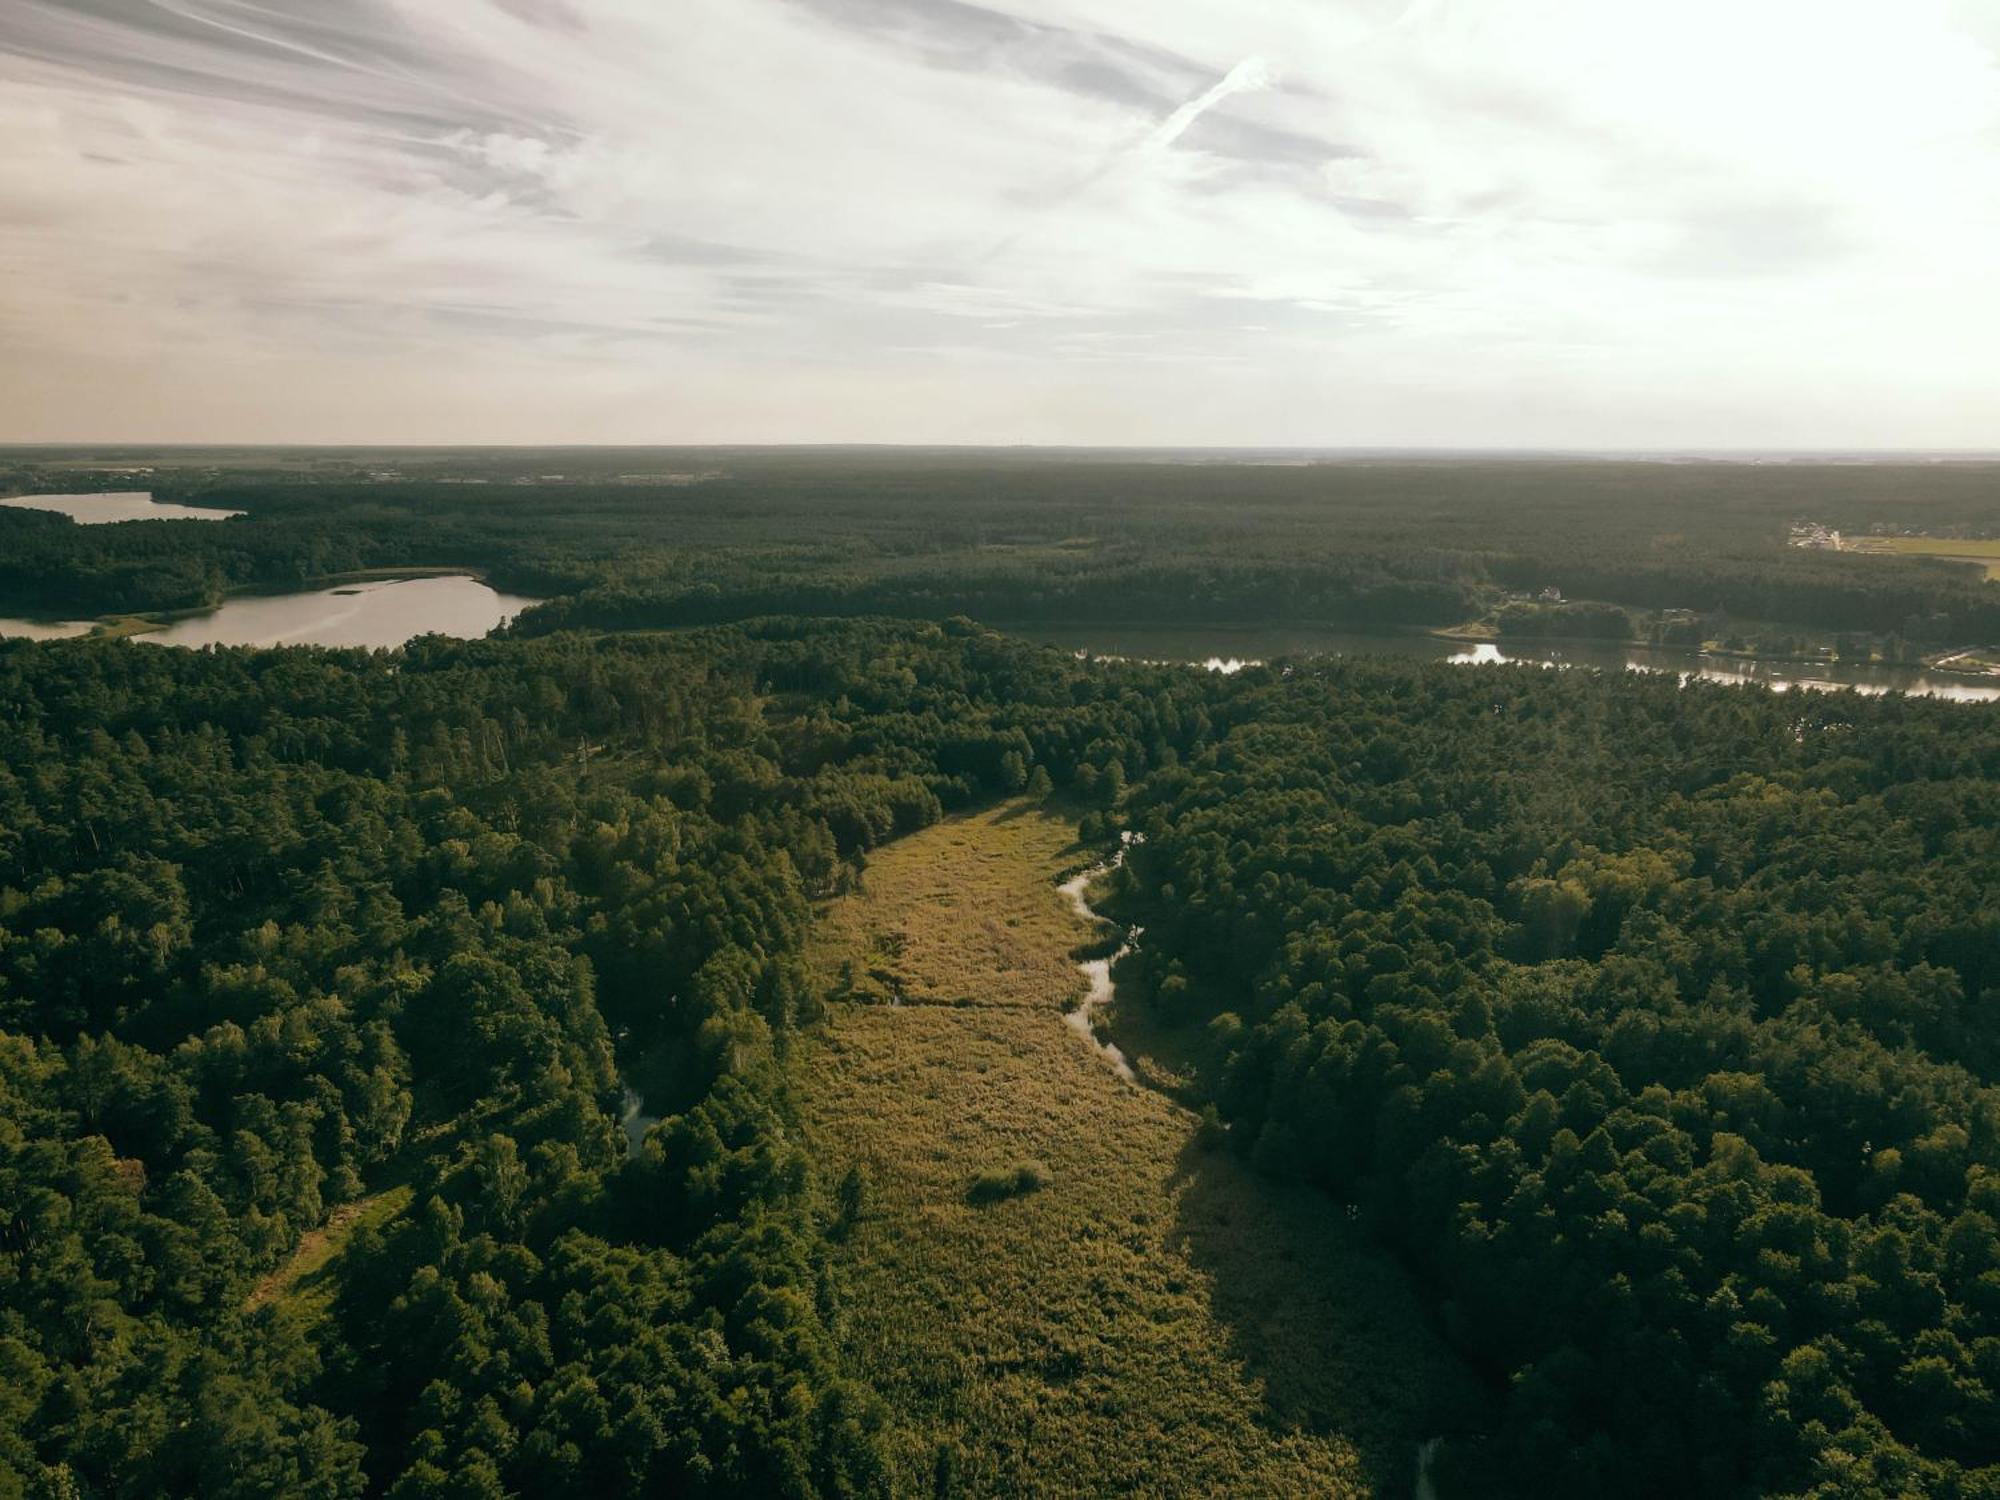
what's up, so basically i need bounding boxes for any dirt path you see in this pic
[802,802,1478,1497]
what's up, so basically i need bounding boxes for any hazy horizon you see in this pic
[8,443,2000,461]
[4,1,1998,447]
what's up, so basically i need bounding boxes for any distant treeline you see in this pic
[1,457,1996,641]
[1495,601,1635,640]
[511,557,1478,635]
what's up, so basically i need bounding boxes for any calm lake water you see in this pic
[0,576,537,649]
[142,576,538,648]
[0,491,244,523]
[0,617,97,640]
[1007,624,2000,703]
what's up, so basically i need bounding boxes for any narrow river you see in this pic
[1414,1436,1442,1500]
[619,1087,659,1160]
[1056,855,1137,1083]
[1007,624,2000,703]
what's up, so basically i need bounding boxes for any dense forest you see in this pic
[1101,658,2000,1497]
[3,449,1999,1496]
[4,452,1999,643]
[0,619,1202,1497]
[8,612,1998,1495]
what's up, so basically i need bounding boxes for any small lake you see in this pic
[0,617,97,641]
[0,576,538,649]
[0,491,244,523]
[1006,624,2000,703]
[141,576,538,649]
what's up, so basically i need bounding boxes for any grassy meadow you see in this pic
[1850,533,2000,582]
[802,802,1483,1497]
[812,803,1091,1011]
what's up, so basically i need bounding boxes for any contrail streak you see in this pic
[972,55,1276,265]
[1144,55,1275,153]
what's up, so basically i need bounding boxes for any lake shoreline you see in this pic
[1002,616,2000,684]
[1,573,538,650]
[1004,621,2000,702]
[0,490,244,524]
[0,567,513,641]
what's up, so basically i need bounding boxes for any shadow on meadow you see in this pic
[1161,1132,1491,1496]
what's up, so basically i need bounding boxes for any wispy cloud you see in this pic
[1146,55,1273,151]
[0,0,1996,444]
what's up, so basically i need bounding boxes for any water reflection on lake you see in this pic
[1,491,243,523]
[142,576,538,649]
[0,618,96,641]
[1006,624,2000,703]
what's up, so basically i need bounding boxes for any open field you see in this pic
[801,802,1482,1497]
[811,803,1090,1010]
[1848,534,2000,581]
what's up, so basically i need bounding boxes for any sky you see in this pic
[1,0,1997,447]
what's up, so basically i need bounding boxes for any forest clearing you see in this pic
[800,802,1479,1497]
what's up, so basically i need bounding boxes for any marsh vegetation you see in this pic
[801,803,1480,1497]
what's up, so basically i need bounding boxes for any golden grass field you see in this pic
[1849,535,2000,582]
[803,802,1482,1497]
[812,803,1089,1011]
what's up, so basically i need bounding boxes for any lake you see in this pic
[1005,624,2000,703]
[0,491,244,523]
[142,576,538,648]
[0,575,538,649]
[0,617,97,641]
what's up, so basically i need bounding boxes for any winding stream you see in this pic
[1414,1437,1442,1500]
[1056,856,1137,1083]
[619,1087,660,1160]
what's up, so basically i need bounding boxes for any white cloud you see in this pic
[0,0,1995,444]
